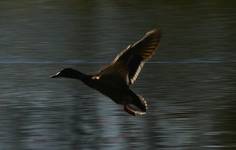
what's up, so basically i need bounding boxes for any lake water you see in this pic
[0,1,235,150]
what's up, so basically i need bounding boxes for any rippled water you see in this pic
[0,1,235,150]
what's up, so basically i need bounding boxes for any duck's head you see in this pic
[51,68,83,79]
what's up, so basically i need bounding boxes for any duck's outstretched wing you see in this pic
[99,28,161,85]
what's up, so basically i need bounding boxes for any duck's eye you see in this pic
[92,76,100,80]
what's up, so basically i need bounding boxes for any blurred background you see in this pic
[0,0,235,150]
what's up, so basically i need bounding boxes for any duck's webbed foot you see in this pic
[124,104,146,116]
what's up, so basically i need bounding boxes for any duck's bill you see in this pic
[50,72,60,78]
[124,104,146,116]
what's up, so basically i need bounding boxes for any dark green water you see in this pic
[0,1,235,150]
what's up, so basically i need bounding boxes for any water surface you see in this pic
[0,1,235,150]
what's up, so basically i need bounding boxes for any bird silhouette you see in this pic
[51,28,161,116]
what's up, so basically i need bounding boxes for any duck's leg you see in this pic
[124,104,136,116]
[124,104,146,116]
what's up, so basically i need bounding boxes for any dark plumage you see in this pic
[51,29,161,116]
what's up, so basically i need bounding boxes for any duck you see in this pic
[51,28,161,116]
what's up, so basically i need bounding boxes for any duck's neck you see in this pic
[67,70,88,81]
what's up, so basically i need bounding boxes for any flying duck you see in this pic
[51,28,161,116]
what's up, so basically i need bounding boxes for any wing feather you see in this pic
[99,28,161,85]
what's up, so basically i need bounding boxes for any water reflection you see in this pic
[0,0,236,150]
